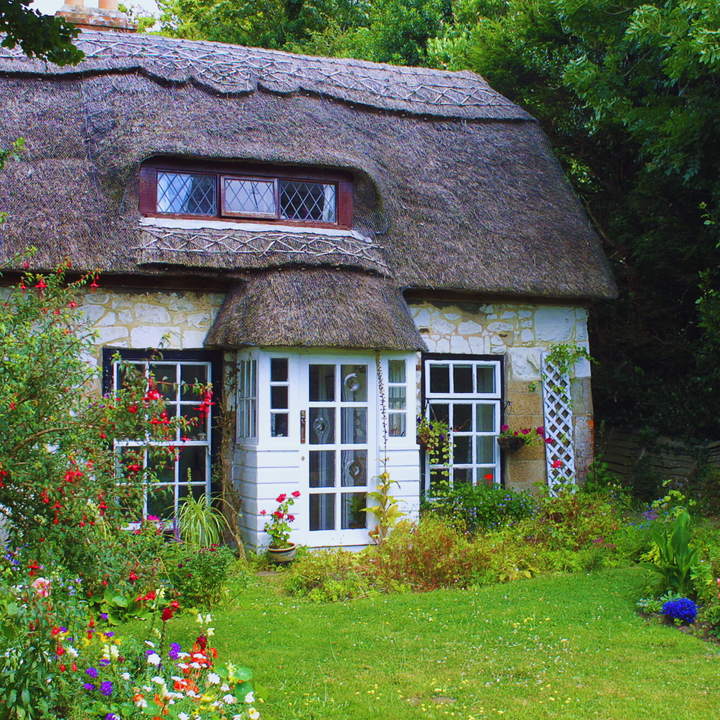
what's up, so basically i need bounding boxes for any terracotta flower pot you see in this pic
[497,435,525,452]
[267,543,297,564]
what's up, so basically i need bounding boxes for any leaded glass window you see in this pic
[222,177,276,217]
[279,180,336,222]
[157,172,216,215]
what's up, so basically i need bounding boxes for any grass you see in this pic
[163,567,720,720]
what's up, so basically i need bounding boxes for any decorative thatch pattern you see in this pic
[0,31,528,121]
[206,269,425,350]
[134,225,389,273]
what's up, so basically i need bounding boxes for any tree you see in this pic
[1,0,83,65]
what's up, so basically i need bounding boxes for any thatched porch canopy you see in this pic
[206,268,425,350]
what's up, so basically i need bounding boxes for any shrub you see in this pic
[423,482,536,531]
[284,549,375,602]
[166,543,237,607]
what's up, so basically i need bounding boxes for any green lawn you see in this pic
[167,568,720,719]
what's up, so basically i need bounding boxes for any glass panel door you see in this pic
[303,359,372,538]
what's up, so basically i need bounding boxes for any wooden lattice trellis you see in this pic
[541,353,576,495]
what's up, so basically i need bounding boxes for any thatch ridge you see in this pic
[206,268,425,350]
[0,31,529,121]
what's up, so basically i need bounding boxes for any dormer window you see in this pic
[140,159,352,227]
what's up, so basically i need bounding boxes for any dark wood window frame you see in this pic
[140,158,354,229]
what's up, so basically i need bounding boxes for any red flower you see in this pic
[291,491,301,498]
[536,426,545,436]
[551,460,563,469]
[128,571,138,584]
[128,404,138,414]
[287,514,295,522]
[161,607,174,622]
[259,509,266,515]
[273,510,283,520]
[195,634,207,650]
[484,473,493,480]
[35,279,47,291]
[276,494,287,503]
[69,301,78,309]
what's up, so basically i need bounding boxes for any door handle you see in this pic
[300,410,306,444]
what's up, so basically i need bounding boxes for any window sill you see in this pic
[140,216,370,241]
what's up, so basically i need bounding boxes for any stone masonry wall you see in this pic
[408,300,593,491]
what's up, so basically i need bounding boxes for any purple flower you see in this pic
[100,613,108,620]
[99,659,111,667]
[86,667,98,679]
[82,683,95,691]
[100,681,113,697]
[104,631,114,637]
[169,642,181,660]
[105,714,120,720]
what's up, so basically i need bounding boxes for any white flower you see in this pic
[196,613,204,624]
[244,692,255,704]
[223,694,237,704]
[171,675,182,681]
[110,645,119,659]
[144,641,156,648]
[207,673,221,685]
[152,676,165,685]
[134,697,148,709]
[147,653,161,666]
[207,627,215,637]
[121,672,131,681]
[142,685,152,692]
[248,708,260,720]
[65,646,78,658]
[205,613,213,624]
[220,684,230,692]
[191,662,201,669]
[178,713,190,720]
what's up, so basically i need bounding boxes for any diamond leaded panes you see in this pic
[222,177,276,217]
[157,172,216,215]
[280,181,336,223]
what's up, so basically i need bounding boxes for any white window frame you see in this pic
[423,355,503,492]
[108,353,215,522]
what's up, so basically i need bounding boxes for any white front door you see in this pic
[299,357,376,546]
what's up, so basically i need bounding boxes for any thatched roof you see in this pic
[0,30,617,303]
[206,269,425,350]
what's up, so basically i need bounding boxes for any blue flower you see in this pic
[661,598,697,623]
[100,681,113,697]
[86,667,98,679]
[82,683,95,691]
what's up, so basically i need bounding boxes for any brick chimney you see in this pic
[56,0,139,33]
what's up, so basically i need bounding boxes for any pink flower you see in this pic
[291,491,301,498]
[276,494,287,503]
[287,514,295,522]
[536,426,545,436]
[521,428,530,435]
[501,425,509,432]
[551,460,563,469]
[545,437,554,444]
[31,577,51,597]
[259,510,266,515]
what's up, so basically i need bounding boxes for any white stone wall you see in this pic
[78,289,225,357]
[409,301,591,382]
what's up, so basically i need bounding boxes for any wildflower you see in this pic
[86,667,99,679]
[248,708,260,720]
[100,681,113,697]
[31,577,51,597]
[207,673,221,684]
[245,692,255,703]
[83,683,95,691]
[147,653,161,666]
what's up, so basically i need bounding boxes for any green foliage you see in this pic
[0,0,83,66]
[364,471,407,542]
[166,543,237,607]
[178,493,227,547]
[416,415,451,469]
[640,509,701,595]
[423,481,536,531]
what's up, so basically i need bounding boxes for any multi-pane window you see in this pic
[141,162,350,227]
[424,356,502,492]
[387,359,407,437]
[237,358,257,439]
[270,358,290,437]
[109,355,215,519]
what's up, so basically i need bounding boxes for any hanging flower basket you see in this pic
[497,435,525,452]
